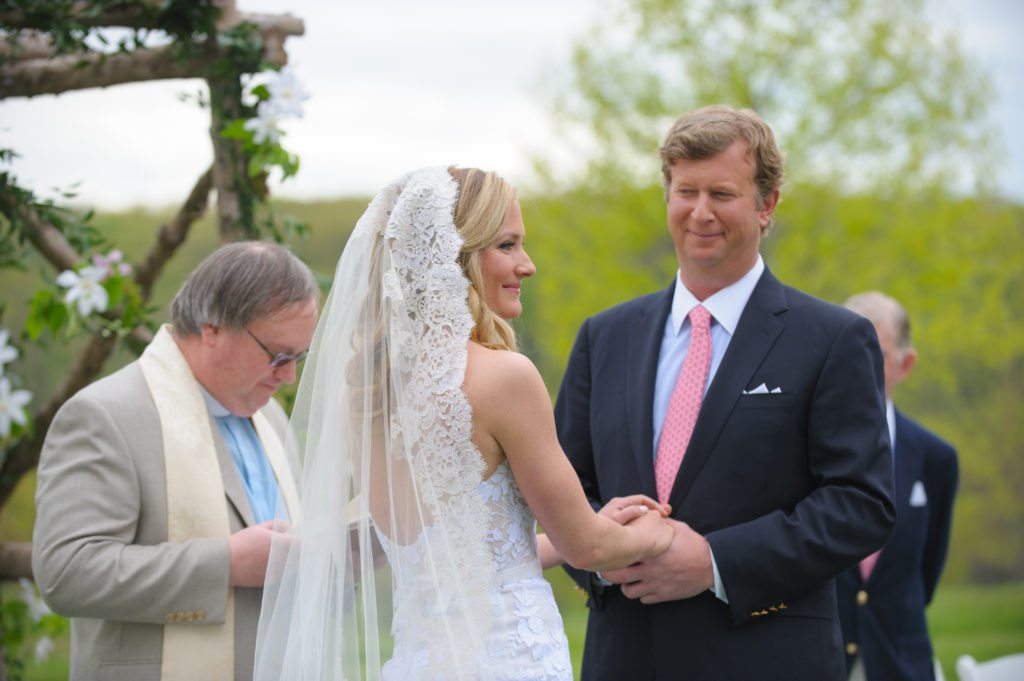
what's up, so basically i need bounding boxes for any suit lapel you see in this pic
[627,283,675,498]
[670,269,788,510]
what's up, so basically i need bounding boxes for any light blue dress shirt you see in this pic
[201,388,283,524]
[651,255,765,603]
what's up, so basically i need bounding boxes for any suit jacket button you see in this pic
[857,590,869,606]
[846,642,859,656]
[164,612,174,623]
[195,609,206,622]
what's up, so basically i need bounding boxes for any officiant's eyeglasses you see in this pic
[245,328,307,368]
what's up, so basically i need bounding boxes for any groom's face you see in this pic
[200,299,318,416]
[666,139,778,292]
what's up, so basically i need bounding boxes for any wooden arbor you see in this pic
[0,1,304,580]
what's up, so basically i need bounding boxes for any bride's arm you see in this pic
[537,499,669,570]
[471,350,672,573]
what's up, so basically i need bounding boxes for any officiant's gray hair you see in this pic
[171,241,319,336]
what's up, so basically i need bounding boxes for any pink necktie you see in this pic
[860,550,880,581]
[655,305,712,504]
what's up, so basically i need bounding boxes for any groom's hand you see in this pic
[602,519,714,603]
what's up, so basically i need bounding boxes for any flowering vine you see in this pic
[25,249,146,342]
[222,65,309,181]
[0,328,31,444]
[0,579,67,680]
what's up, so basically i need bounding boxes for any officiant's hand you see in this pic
[228,520,284,587]
[599,495,671,525]
[602,519,714,603]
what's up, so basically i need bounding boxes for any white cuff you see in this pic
[709,545,729,604]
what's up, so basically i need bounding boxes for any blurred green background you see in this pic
[3,0,1023,677]
[1,188,1021,678]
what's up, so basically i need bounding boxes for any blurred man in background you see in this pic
[838,290,959,681]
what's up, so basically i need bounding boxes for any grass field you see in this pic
[5,578,1022,680]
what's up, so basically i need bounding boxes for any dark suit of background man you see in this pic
[838,291,959,681]
[554,105,897,681]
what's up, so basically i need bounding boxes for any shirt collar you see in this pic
[199,384,232,419]
[670,255,765,335]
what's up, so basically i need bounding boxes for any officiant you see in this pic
[32,241,319,681]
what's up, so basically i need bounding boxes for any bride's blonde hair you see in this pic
[449,167,518,352]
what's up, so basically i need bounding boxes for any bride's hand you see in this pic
[628,507,675,558]
[599,494,671,525]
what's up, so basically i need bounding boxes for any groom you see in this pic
[33,242,318,681]
[555,105,896,680]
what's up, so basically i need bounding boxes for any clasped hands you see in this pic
[598,495,716,603]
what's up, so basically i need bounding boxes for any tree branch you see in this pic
[0,194,80,272]
[0,330,118,509]
[0,14,302,98]
[0,542,32,580]
[0,30,56,60]
[1,2,199,31]
[0,44,210,99]
[135,165,213,300]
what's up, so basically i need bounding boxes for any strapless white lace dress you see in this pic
[380,461,572,681]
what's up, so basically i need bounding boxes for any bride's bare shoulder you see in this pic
[465,342,544,399]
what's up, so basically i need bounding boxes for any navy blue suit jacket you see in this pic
[555,269,897,681]
[837,411,958,681]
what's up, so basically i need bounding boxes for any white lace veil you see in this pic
[255,167,499,680]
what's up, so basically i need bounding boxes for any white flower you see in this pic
[0,328,18,372]
[244,101,283,144]
[0,377,31,438]
[35,636,55,663]
[92,249,132,277]
[265,66,309,118]
[18,578,51,621]
[56,265,109,316]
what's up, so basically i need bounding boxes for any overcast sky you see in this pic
[2,0,1021,210]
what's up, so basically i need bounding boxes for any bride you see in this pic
[254,166,672,680]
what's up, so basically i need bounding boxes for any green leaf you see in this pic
[103,275,124,309]
[219,118,252,141]
[25,290,56,340]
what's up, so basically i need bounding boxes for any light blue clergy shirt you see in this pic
[651,255,765,602]
[201,388,283,524]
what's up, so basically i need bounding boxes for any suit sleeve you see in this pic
[921,439,958,604]
[707,314,897,623]
[32,394,231,625]
[554,318,606,597]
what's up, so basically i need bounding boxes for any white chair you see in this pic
[956,653,1024,681]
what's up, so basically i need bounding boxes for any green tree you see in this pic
[551,0,998,195]
[523,0,1021,583]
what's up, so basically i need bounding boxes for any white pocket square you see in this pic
[909,480,928,507]
[743,383,783,395]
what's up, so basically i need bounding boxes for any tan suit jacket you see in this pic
[32,360,291,681]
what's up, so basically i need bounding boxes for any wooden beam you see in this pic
[0,30,56,60]
[0,14,303,98]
